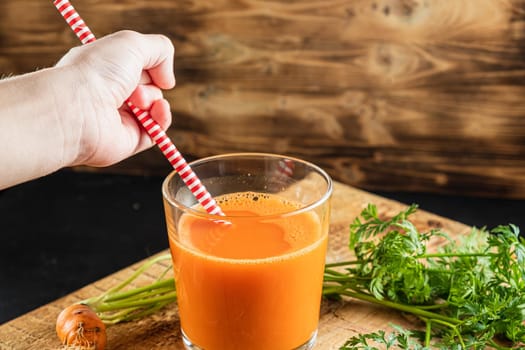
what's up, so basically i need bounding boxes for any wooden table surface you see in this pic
[0,182,469,349]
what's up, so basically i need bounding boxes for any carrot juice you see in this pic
[166,191,329,350]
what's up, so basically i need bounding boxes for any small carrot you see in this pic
[56,303,107,350]
[54,254,177,349]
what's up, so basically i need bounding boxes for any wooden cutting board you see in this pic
[0,182,470,349]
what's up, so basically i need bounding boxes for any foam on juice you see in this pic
[176,191,322,260]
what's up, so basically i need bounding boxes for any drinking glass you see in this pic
[162,153,332,350]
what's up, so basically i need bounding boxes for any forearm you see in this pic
[0,66,82,189]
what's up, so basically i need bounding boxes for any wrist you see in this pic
[48,64,94,168]
[0,66,85,188]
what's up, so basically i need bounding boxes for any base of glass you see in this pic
[182,328,318,350]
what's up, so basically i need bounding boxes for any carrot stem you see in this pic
[94,292,178,312]
[102,279,175,303]
[80,254,175,325]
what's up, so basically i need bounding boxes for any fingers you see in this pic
[128,85,163,110]
[139,71,152,85]
[149,98,172,131]
[142,34,176,89]
[119,31,176,90]
[123,96,172,143]
[115,98,172,159]
[128,86,172,133]
[118,109,154,157]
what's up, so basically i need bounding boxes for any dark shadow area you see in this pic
[373,190,525,232]
[0,170,169,324]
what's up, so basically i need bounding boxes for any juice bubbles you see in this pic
[162,153,332,350]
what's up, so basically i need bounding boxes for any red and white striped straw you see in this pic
[53,0,224,216]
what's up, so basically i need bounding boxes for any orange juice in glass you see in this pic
[162,153,332,350]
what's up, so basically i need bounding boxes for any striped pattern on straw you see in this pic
[53,0,225,216]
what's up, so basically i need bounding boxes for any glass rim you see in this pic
[162,152,333,220]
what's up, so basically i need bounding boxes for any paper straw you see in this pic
[53,0,225,216]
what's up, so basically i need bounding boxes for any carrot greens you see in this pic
[325,204,525,349]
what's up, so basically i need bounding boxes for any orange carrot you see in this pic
[56,304,106,350]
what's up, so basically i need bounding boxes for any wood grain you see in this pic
[0,182,470,349]
[1,0,525,198]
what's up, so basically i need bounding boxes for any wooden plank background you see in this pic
[1,0,525,198]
